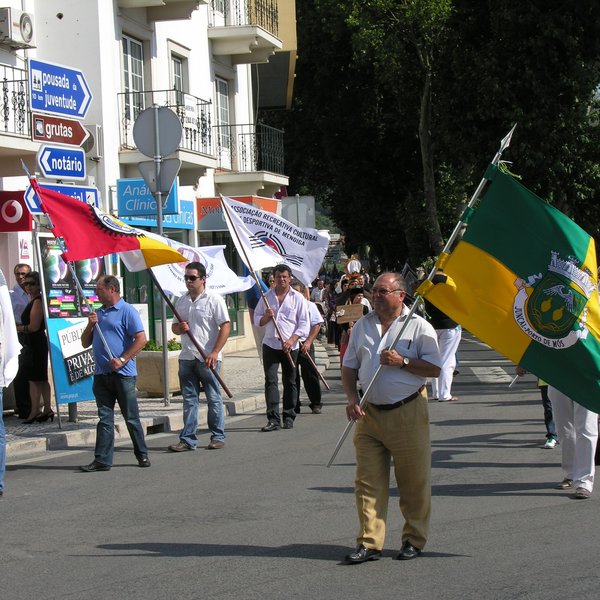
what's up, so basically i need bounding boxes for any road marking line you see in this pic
[470,366,513,383]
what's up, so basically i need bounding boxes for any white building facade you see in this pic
[0,0,296,351]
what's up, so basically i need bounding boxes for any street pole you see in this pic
[151,104,170,406]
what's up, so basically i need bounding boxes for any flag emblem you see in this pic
[91,206,143,238]
[513,251,594,350]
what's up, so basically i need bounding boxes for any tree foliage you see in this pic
[261,0,600,269]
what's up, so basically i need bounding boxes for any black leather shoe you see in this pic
[344,544,382,564]
[283,419,294,429]
[396,541,422,560]
[80,460,111,473]
[261,421,280,432]
[138,457,151,468]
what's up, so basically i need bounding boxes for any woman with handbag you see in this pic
[16,272,53,424]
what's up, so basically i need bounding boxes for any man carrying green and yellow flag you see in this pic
[417,163,600,414]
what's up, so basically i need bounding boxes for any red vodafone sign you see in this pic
[31,113,90,146]
[0,192,33,232]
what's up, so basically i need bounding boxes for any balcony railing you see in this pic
[118,89,213,156]
[209,0,278,36]
[214,122,284,174]
[1,64,30,137]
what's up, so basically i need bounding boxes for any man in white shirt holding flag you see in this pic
[254,264,310,431]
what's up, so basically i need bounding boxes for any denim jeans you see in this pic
[539,385,557,440]
[92,374,148,466]
[262,344,299,423]
[0,389,5,493]
[178,359,225,448]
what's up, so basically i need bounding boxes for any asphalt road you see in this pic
[2,334,599,600]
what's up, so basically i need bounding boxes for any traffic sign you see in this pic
[138,158,181,195]
[132,106,182,158]
[24,183,100,215]
[29,59,92,119]
[31,113,90,146]
[37,145,86,181]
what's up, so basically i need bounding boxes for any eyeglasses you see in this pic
[371,287,402,296]
[184,275,202,282]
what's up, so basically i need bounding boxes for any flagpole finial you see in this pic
[499,123,517,156]
[20,159,32,178]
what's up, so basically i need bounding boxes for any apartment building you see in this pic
[0,0,296,351]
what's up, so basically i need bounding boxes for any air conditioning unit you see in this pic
[0,8,35,48]
[82,124,103,161]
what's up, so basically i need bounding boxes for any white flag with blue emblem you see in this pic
[220,196,330,286]
[150,243,254,297]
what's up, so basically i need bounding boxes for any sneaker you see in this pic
[168,442,194,452]
[207,440,225,450]
[543,438,558,449]
[574,487,592,499]
[555,478,573,489]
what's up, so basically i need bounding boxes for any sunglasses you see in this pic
[371,287,402,296]
[184,275,202,282]
[23,282,37,287]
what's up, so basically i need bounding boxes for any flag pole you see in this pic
[147,269,233,398]
[303,346,331,391]
[326,124,517,468]
[219,196,296,369]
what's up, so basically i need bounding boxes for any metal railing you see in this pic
[209,0,278,36]
[117,89,213,156]
[1,64,30,137]
[214,122,284,174]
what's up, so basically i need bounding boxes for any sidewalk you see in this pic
[3,342,333,460]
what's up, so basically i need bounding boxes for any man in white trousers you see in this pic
[423,270,461,402]
[548,387,598,499]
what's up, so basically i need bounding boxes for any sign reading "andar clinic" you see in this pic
[117,178,179,216]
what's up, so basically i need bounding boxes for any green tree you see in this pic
[262,1,600,268]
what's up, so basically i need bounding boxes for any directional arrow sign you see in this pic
[29,59,93,120]
[31,113,90,146]
[37,145,86,181]
[25,183,100,215]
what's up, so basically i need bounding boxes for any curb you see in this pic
[5,342,333,460]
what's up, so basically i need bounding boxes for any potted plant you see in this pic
[136,338,183,396]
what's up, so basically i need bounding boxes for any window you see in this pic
[122,35,145,120]
[172,56,183,92]
[171,54,185,106]
[215,77,231,150]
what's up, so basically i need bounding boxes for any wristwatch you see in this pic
[118,356,126,364]
[401,356,410,368]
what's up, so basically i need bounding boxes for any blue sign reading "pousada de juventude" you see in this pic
[28,58,93,119]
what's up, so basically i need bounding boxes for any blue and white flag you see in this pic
[151,243,254,297]
[220,196,330,286]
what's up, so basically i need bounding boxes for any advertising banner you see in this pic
[36,234,106,404]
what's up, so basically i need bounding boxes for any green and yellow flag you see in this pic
[418,164,600,413]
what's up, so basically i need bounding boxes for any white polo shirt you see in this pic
[174,291,230,361]
[343,305,441,405]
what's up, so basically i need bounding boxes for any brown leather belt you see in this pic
[369,385,425,411]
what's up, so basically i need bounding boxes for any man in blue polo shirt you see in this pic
[80,275,150,472]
